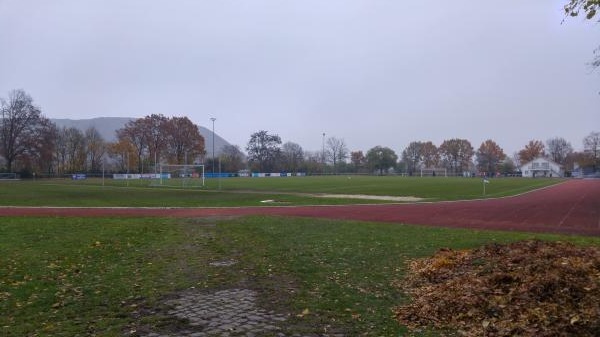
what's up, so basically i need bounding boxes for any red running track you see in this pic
[1,179,599,236]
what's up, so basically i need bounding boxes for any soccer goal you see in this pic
[420,168,447,177]
[155,164,205,188]
[0,172,18,180]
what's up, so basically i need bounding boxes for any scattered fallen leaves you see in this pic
[297,308,310,318]
[395,240,600,336]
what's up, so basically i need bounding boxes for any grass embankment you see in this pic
[0,176,562,207]
[2,216,598,336]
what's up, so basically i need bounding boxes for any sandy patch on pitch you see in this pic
[318,194,423,202]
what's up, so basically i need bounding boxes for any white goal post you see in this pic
[157,164,205,188]
[420,168,447,177]
[0,172,18,180]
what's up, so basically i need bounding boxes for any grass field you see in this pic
[2,216,599,336]
[0,176,562,207]
[1,176,589,336]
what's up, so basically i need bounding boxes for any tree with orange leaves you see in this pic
[476,140,506,176]
[518,140,545,164]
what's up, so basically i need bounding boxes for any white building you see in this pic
[519,157,563,178]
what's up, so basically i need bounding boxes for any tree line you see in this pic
[244,131,600,176]
[0,89,206,176]
[1,89,599,177]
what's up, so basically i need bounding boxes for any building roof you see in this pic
[519,156,562,169]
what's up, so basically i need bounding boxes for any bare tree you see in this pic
[140,114,168,171]
[219,144,245,172]
[54,126,103,175]
[0,89,50,172]
[546,137,573,165]
[402,141,439,175]
[350,150,366,173]
[402,141,423,175]
[511,152,522,168]
[300,150,322,174]
[583,131,600,171]
[61,127,86,173]
[85,127,106,172]
[54,127,68,174]
[421,141,440,168]
[282,141,304,172]
[35,120,58,174]
[325,137,348,174]
[116,119,147,172]
[439,138,474,175]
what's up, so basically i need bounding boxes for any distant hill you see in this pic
[51,117,133,142]
[51,117,233,156]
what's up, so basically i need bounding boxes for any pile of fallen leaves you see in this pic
[395,240,600,336]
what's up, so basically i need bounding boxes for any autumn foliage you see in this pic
[395,240,600,336]
[518,140,545,164]
[476,139,506,175]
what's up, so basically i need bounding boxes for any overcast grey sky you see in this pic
[0,0,598,156]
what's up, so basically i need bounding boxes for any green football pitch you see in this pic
[0,176,562,207]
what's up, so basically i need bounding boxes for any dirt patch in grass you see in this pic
[395,240,600,336]
[317,194,423,202]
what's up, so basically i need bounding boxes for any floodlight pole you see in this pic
[126,152,129,187]
[322,132,326,174]
[184,151,188,188]
[210,117,216,177]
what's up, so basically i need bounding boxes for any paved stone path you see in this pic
[141,287,341,337]
[156,288,285,336]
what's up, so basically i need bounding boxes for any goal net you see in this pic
[155,164,205,188]
[0,172,18,180]
[420,168,447,177]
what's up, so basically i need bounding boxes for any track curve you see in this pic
[1,179,599,236]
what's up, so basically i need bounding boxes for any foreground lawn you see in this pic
[0,217,189,336]
[2,216,598,336]
[0,176,562,206]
